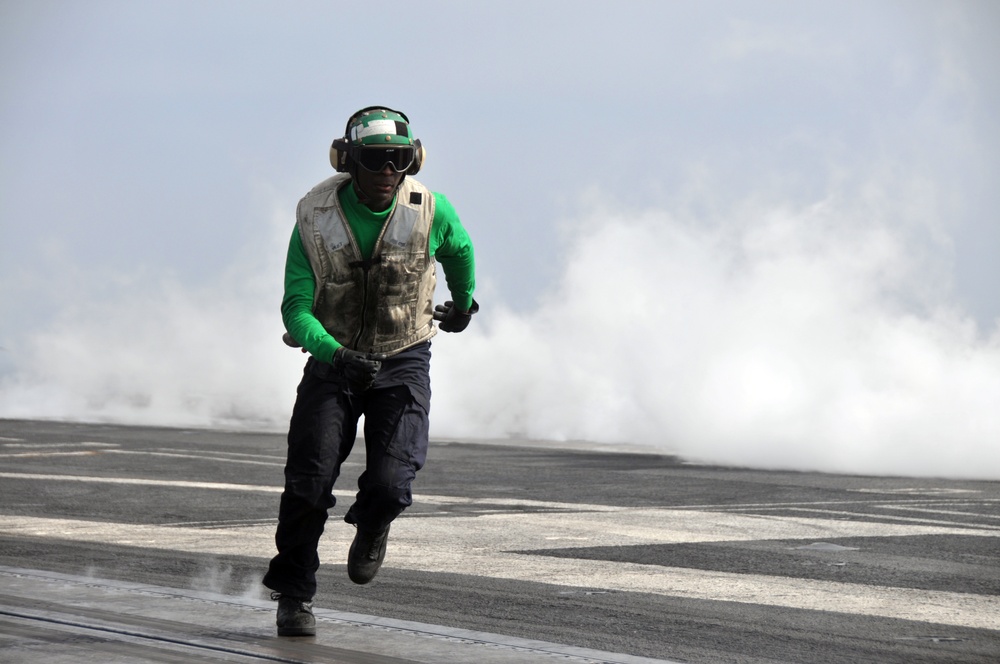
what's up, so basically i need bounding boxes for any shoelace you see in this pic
[365,531,388,559]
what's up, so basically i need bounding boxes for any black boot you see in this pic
[347,525,390,585]
[272,592,316,636]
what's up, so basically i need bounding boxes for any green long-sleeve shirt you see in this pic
[281,182,476,363]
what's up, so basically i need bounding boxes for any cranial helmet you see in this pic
[330,106,425,175]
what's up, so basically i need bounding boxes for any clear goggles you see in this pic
[354,146,415,173]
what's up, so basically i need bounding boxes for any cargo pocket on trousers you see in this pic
[384,398,430,471]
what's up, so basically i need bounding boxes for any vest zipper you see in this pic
[349,197,396,350]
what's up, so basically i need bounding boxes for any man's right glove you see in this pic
[332,347,384,392]
[433,299,479,333]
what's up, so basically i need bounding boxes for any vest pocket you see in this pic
[317,280,362,342]
[373,252,424,341]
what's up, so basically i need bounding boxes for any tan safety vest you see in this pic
[296,173,438,355]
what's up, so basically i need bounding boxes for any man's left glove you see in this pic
[332,347,385,391]
[433,299,479,333]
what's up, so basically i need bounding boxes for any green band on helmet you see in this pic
[348,109,414,146]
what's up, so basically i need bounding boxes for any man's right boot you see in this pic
[272,592,316,636]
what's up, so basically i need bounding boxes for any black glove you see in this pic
[332,347,384,391]
[433,299,479,333]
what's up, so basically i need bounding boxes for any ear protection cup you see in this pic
[330,106,423,174]
[330,138,350,172]
[407,139,425,175]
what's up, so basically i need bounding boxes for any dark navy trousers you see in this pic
[262,344,431,599]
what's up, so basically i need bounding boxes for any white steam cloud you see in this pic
[435,189,1000,480]
[2,181,998,480]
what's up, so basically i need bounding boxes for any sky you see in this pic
[1,0,999,479]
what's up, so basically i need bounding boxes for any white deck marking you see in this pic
[0,452,113,458]
[1,501,997,631]
[877,504,1000,520]
[0,473,618,507]
[775,506,1000,530]
[0,442,116,448]
[0,472,285,493]
[101,449,286,466]
[149,447,287,461]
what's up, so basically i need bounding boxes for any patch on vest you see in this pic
[384,205,419,248]
[314,207,350,251]
[409,191,422,205]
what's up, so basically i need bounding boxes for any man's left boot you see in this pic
[347,524,390,585]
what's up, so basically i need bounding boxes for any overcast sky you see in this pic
[2,1,998,478]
